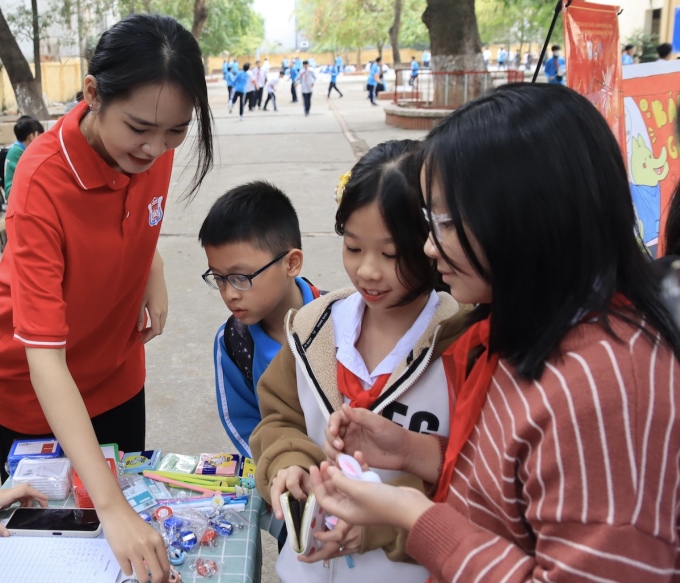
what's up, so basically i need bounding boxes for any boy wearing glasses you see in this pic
[198,181,321,459]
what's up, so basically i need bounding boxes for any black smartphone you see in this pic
[5,507,102,537]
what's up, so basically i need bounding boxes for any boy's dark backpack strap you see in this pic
[223,315,254,386]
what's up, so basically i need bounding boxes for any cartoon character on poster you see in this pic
[625,97,671,256]
[622,61,680,258]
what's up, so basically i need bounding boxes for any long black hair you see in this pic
[336,139,441,306]
[83,13,213,200]
[422,82,680,379]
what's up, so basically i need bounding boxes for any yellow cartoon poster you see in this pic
[623,61,680,257]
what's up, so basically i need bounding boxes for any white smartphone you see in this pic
[5,507,102,537]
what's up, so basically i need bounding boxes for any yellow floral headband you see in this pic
[334,170,352,205]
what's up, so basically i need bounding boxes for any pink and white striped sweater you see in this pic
[407,318,680,582]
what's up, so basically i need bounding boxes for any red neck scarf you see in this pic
[337,363,391,409]
[434,293,633,503]
[435,316,498,502]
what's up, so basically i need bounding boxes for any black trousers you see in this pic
[328,81,342,97]
[247,90,256,110]
[368,84,377,104]
[255,87,264,107]
[232,91,246,116]
[263,93,277,110]
[302,92,312,114]
[291,84,298,103]
[0,387,146,482]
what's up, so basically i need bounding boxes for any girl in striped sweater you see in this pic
[310,83,680,582]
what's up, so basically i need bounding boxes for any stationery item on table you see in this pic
[7,438,63,476]
[0,536,119,583]
[195,453,240,476]
[121,449,162,474]
[158,452,199,473]
[279,491,328,556]
[12,457,72,500]
[150,469,241,487]
[72,458,117,508]
[142,471,215,495]
[142,476,171,500]
[239,457,256,480]
[99,443,120,462]
[119,474,157,513]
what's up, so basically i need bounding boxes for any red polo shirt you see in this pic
[0,101,172,433]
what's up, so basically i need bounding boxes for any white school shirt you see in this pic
[332,290,439,388]
[245,70,256,92]
[297,68,316,93]
[254,67,266,86]
[266,77,279,94]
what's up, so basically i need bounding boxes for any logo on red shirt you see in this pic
[148,196,164,227]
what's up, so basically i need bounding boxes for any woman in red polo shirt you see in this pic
[0,14,213,583]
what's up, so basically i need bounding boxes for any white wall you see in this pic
[593,0,664,42]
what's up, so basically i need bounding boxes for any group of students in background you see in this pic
[2,12,680,583]
[223,57,322,117]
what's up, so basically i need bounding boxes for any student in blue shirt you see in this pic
[282,56,289,72]
[198,182,322,459]
[544,44,566,85]
[327,63,343,98]
[622,44,635,65]
[230,62,250,119]
[367,58,381,105]
[289,65,299,103]
[409,56,420,86]
[223,61,235,102]
[335,55,343,70]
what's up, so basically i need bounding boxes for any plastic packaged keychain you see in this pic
[192,558,218,578]
[200,528,218,546]
[167,546,186,566]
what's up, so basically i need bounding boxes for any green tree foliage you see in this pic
[297,0,428,53]
[477,0,562,52]
[6,3,57,43]
[118,0,263,56]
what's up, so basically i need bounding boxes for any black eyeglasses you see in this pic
[202,250,290,291]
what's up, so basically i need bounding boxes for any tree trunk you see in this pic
[422,0,486,108]
[31,0,41,93]
[356,48,362,68]
[192,0,209,41]
[377,42,383,61]
[389,0,402,66]
[389,0,402,87]
[0,7,48,118]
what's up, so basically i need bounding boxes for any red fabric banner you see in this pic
[563,0,626,150]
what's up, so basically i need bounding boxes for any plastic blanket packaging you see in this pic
[12,457,72,500]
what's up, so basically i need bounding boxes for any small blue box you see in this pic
[7,438,63,476]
